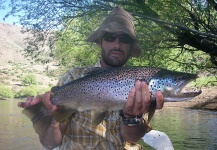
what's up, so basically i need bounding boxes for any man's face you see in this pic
[100,32,133,67]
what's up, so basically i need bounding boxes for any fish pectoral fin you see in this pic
[53,108,76,122]
[22,103,53,136]
[92,111,108,126]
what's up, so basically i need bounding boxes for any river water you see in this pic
[0,100,217,150]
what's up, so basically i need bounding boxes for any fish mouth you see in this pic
[164,77,202,102]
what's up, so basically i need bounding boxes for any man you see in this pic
[18,6,164,150]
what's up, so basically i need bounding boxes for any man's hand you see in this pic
[17,92,65,149]
[121,80,164,143]
[123,80,164,117]
[17,91,58,112]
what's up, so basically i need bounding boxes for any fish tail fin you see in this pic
[22,103,53,136]
[23,103,75,136]
[148,99,157,123]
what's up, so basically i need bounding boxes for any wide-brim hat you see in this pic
[86,6,142,57]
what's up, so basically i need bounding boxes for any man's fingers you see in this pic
[41,92,53,110]
[17,91,58,113]
[17,96,33,108]
[134,80,142,111]
[30,95,42,105]
[142,82,150,113]
[124,81,152,116]
[155,91,164,109]
[25,96,34,108]
[51,105,59,112]
[125,87,136,113]
[17,102,26,108]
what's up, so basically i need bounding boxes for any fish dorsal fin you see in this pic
[92,111,108,126]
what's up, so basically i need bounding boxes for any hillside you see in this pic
[0,22,58,95]
[0,23,29,64]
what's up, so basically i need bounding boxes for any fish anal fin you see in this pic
[92,111,108,126]
[53,108,76,122]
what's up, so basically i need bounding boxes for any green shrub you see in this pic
[15,85,38,98]
[21,73,38,86]
[191,76,217,87]
[0,85,14,99]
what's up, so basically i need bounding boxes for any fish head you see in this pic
[149,69,202,102]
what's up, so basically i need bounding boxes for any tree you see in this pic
[54,15,102,68]
[3,0,217,72]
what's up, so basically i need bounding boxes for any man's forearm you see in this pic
[39,121,66,150]
[120,122,146,143]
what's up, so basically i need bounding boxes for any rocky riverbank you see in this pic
[165,86,217,111]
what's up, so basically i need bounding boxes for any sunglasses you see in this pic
[102,33,133,44]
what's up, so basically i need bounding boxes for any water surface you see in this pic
[145,107,217,149]
[1,100,217,150]
[0,100,42,150]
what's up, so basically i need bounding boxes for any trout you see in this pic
[22,67,201,136]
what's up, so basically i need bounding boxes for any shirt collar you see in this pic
[94,60,102,67]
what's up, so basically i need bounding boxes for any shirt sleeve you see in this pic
[56,67,85,86]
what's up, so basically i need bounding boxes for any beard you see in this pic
[101,48,131,67]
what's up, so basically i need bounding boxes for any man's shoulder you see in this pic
[57,66,96,86]
[57,59,101,86]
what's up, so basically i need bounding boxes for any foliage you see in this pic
[54,17,101,68]
[15,85,38,98]
[0,0,7,11]
[2,0,217,73]
[0,85,14,99]
[21,73,38,86]
[191,76,217,87]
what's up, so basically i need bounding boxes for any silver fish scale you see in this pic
[51,67,161,111]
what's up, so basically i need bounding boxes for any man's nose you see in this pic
[113,38,121,48]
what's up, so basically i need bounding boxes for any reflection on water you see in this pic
[0,100,217,150]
